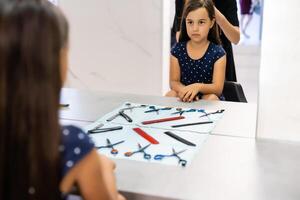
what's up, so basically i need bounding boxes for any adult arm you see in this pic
[214,1,240,44]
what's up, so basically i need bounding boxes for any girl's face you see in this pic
[185,7,215,43]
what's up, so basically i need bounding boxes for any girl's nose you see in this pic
[193,24,199,31]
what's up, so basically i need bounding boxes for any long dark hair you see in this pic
[179,0,221,44]
[0,0,68,199]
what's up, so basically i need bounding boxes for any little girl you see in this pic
[166,0,226,102]
[0,1,124,199]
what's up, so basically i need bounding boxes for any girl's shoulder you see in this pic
[60,125,95,176]
[206,42,226,62]
[209,42,225,51]
[209,42,226,56]
[171,41,187,58]
[60,125,94,147]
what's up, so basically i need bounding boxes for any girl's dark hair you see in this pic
[179,0,221,44]
[0,0,68,199]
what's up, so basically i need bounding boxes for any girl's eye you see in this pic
[187,21,193,25]
[199,21,205,25]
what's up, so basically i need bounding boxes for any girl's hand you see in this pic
[179,84,200,102]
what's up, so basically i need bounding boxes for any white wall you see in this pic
[59,0,164,96]
[162,1,171,95]
[59,0,300,141]
[257,0,300,141]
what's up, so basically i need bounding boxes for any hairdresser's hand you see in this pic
[179,83,200,102]
[214,5,240,44]
[214,6,224,26]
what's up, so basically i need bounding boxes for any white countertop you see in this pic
[60,88,300,200]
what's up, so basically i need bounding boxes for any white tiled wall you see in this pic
[59,0,300,141]
[257,0,300,141]
[59,0,164,96]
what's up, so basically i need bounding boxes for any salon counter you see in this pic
[60,88,300,200]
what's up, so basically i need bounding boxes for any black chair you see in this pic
[223,81,247,103]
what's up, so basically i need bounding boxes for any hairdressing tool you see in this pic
[132,128,159,144]
[93,123,104,129]
[199,109,225,118]
[171,108,206,116]
[163,131,196,146]
[106,112,122,122]
[124,104,147,112]
[154,148,187,167]
[87,126,123,134]
[96,139,125,155]
[59,103,69,108]
[144,106,172,114]
[141,116,185,125]
[124,143,151,160]
[106,110,132,122]
[119,110,133,122]
[87,123,104,133]
[171,108,196,115]
[171,121,213,128]
[171,108,206,115]
[106,104,146,122]
[145,105,158,114]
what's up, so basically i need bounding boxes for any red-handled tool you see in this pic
[132,128,159,144]
[141,116,185,125]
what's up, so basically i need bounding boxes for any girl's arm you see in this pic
[176,31,180,42]
[170,55,185,93]
[198,55,226,96]
[214,7,240,44]
[60,149,125,200]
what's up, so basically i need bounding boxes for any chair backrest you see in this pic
[223,81,247,103]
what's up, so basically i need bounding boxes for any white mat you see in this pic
[84,102,224,167]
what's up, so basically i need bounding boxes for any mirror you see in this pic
[167,0,263,104]
[165,0,263,138]
[58,0,263,138]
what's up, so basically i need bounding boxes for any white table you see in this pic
[60,88,300,200]
[60,88,257,138]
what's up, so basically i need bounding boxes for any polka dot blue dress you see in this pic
[59,125,94,177]
[171,41,226,99]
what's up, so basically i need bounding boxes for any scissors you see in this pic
[124,103,147,112]
[90,123,104,130]
[144,106,172,114]
[154,148,187,167]
[87,125,123,134]
[172,108,203,116]
[124,143,151,160]
[106,109,133,122]
[199,109,225,118]
[106,104,147,122]
[96,139,125,155]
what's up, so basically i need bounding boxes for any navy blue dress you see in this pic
[59,125,94,176]
[171,41,226,99]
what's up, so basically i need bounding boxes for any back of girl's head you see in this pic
[179,0,221,44]
[0,0,68,199]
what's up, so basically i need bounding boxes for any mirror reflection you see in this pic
[169,0,262,103]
